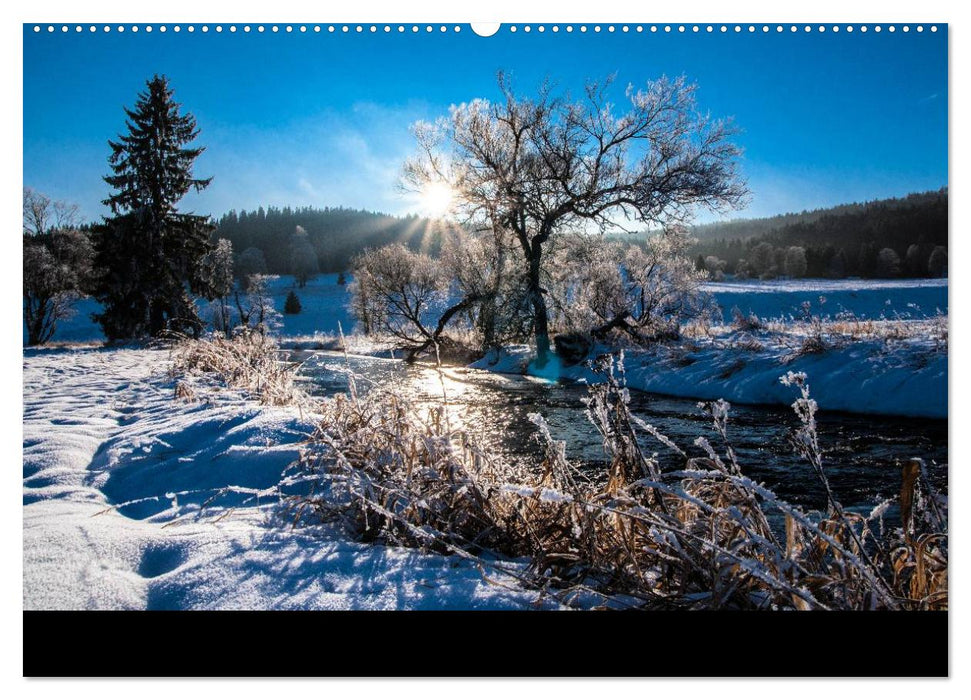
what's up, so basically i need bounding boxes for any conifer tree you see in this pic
[94,75,215,340]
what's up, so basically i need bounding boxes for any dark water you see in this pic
[294,351,947,514]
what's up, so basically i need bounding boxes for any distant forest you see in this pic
[213,206,451,275]
[213,189,947,281]
[687,189,948,279]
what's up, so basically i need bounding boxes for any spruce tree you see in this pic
[94,75,215,340]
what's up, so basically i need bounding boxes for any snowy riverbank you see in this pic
[23,346,548,610]
[470,332,947,419]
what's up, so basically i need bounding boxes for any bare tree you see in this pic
[349,244,448,360]
[23,189,93,346]
[403,73,746,364]
[23,187,81,237]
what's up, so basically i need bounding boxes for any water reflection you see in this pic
[294,351,947,513]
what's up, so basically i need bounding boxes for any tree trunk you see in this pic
[528,243,551,366]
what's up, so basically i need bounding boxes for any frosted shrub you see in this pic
[285,352,947,609]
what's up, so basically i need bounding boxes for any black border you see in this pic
[24,610,948,677]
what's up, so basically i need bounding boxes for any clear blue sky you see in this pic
[23,24,948,224]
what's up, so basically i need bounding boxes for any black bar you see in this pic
[24,610,947,677]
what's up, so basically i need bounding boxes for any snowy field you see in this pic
[31,275,948,345]
[22,346,549,610]
[706,277,948,323]
[26,276,948,419]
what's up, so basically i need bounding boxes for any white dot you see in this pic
[145,26,152,33]
[566,26,573,33]
[832,26,839,33]
[664,25,671,33]
[552,26,559,33]
[706,26,713,33]
[762,25,769,33]
[650,26,657,33]
[425,25,432,33]
[383,26,389,33]
[397,26,403,33]
[678,25,684,33]
[847,26,854,33]
[636,26,643,33]
[525,25,532,33]
[692,26,699,33]
[931,26,938,32]
[90,26,97,33]
[621,26,628,33]
[861,26,868,33]
[510,25,517,33]
[594,26,601,33]
[118,26,124,33]
[341,26,348,33]
[174,26,181,33]
[819,25,826,32]
[917,26,924,32]
[32,25,39,32]
[748,26,755,32]
[202,25,209,33]
[875,26,882,33]
[720,26,727,33]
[889,26,896,33]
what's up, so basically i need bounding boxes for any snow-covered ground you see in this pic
[706,277,947,324]
[23,346,549,610]
[471,332,947,419]
[32,275,948,344]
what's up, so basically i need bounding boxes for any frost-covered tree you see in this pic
[237,246,268,288]
[200,238,235,333]
[439,228,531,350]
[289,225,319,288]
[403,72,746,365]
[927,246,947,277]
[784,246,808,278]
[876,248,901,278]
[23,228,96,346]
[94,75,214,340]
[23,187,80,237]
[749,242,777,279]
[551,228,709,341]
[704,255,727,281]
[233,274,281,335]
[349,244,448,359]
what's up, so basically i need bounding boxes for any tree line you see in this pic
[213,205,451,277]
[688,189,947,279]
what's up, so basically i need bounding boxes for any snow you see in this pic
[23,346,551,610]
[36,275,947,343]
[471,334,947,419]
[703,277,947,323]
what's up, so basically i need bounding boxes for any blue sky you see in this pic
[23,24,948,224]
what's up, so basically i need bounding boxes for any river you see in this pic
[294,351,947,514]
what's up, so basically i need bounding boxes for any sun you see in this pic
[418,180,455,219]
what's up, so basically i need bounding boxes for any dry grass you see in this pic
[169,330,307,407]
[280,353,947,610]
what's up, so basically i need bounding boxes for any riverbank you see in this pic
[467,328,947,419]
[22,346,550,610]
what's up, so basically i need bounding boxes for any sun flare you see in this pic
[418,180,455,219]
